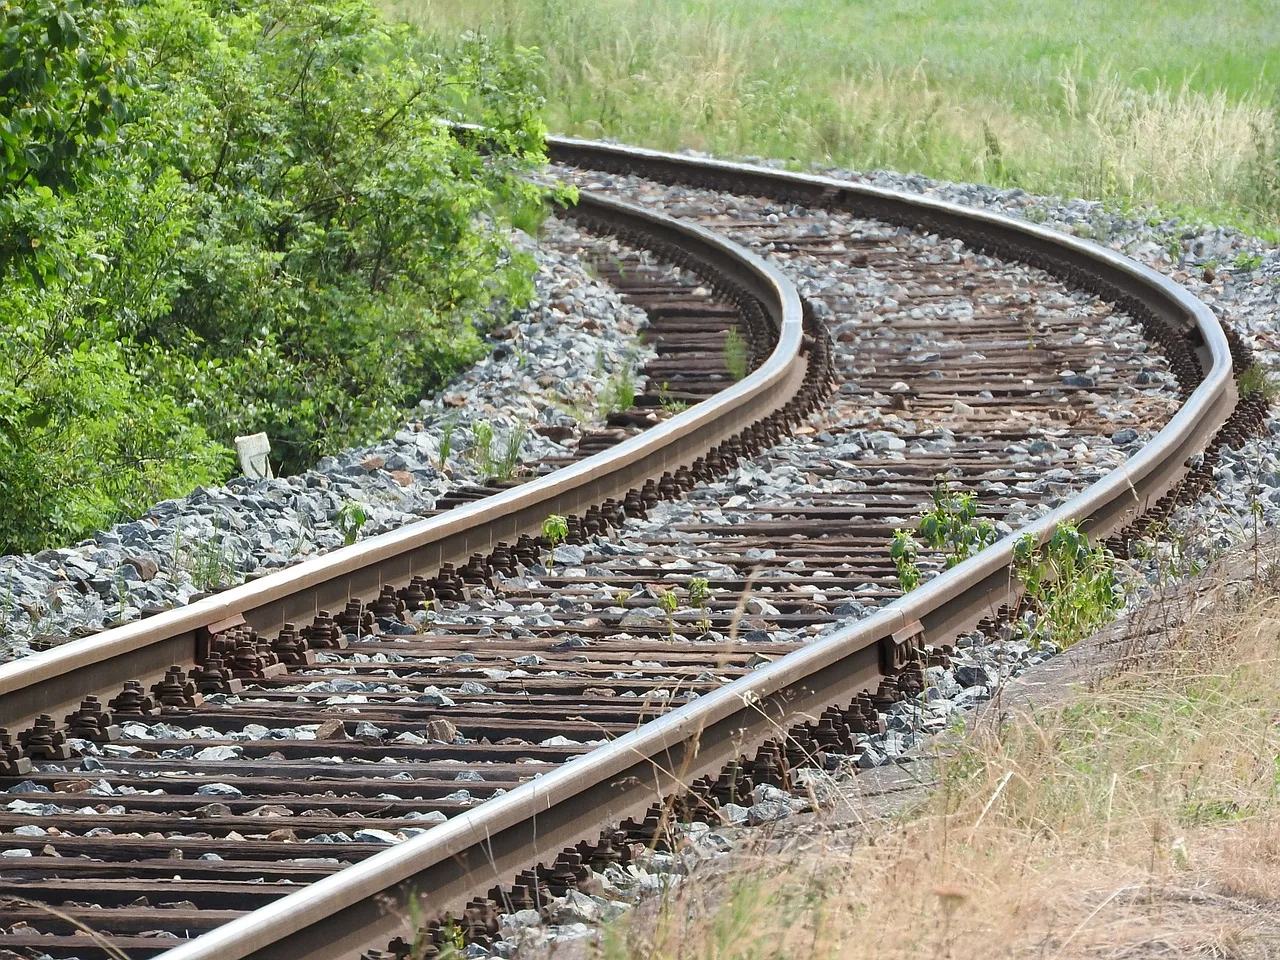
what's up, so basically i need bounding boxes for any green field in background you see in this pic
[391,0,1280,233]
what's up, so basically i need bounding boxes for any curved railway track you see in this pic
[0,138,1263,960]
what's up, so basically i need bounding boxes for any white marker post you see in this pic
[234,432,273,480]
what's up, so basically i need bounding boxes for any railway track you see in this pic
[0,139,1261,960]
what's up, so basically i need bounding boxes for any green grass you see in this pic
[390,0,1280,233]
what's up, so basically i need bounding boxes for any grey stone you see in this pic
[354,721,388,740]
[551,544,586,565]
[747,800,791,824]
[719,802,750,825]
[856,747,884,769]
[502,909,543,931]
[404,810,448,823]
[194,745,241,762]
[750,784,790,805]
[353,828,402,844]
[195,782,243,797]
[954,663,997,688]
[547,890,601,925]
[7,800,68,816]
[7,780,51,795]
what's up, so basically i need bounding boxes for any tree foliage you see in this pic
[0,0,551,553]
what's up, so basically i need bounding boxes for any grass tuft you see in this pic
[1239,364,1280,402]
[723,326,748,381]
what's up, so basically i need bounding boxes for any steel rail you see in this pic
[146,140,1235,960]
[0,191,806,734]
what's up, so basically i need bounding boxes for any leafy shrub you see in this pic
[1013,524,1120,648]
[0,0,552,553]
[918,482,999,569]
[0,294,231,552]
[891,480,1000,594]
[0,0,137,275]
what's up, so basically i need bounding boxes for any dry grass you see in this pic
[597,585,1280,960]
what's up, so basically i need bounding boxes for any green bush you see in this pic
[890,479,1000,594]
[1013,524,1120,649]
[0,0,552,553]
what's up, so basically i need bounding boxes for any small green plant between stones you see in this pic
[920,482,999,569]
[598,365,636,417]
[437,413,459,468]
[542,514,568,571]
[493,423,527,482]
[115,567,129,624]
[724,327,749,381]
[336,502,368,547]
[658,587,680,641]
[688,575,712,635]
[1239,363,1280,402]
[892,480,1000,594]
[890,529,921,593]
[186,520,237,590]
[0,571,12,632]
[1012,523,1120,649]
[891,482,1120,650]
[658,381,689,414]
[471,420,495,475]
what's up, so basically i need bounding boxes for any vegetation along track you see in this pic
[0,139,1261,960]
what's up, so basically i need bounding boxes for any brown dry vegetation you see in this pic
[595,580,1280,959]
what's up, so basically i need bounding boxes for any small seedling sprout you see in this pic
[336,502,368,547]
[659,587,679,640]
[542,514,568,571]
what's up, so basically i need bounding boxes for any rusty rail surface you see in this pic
[0,139,1238,960]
